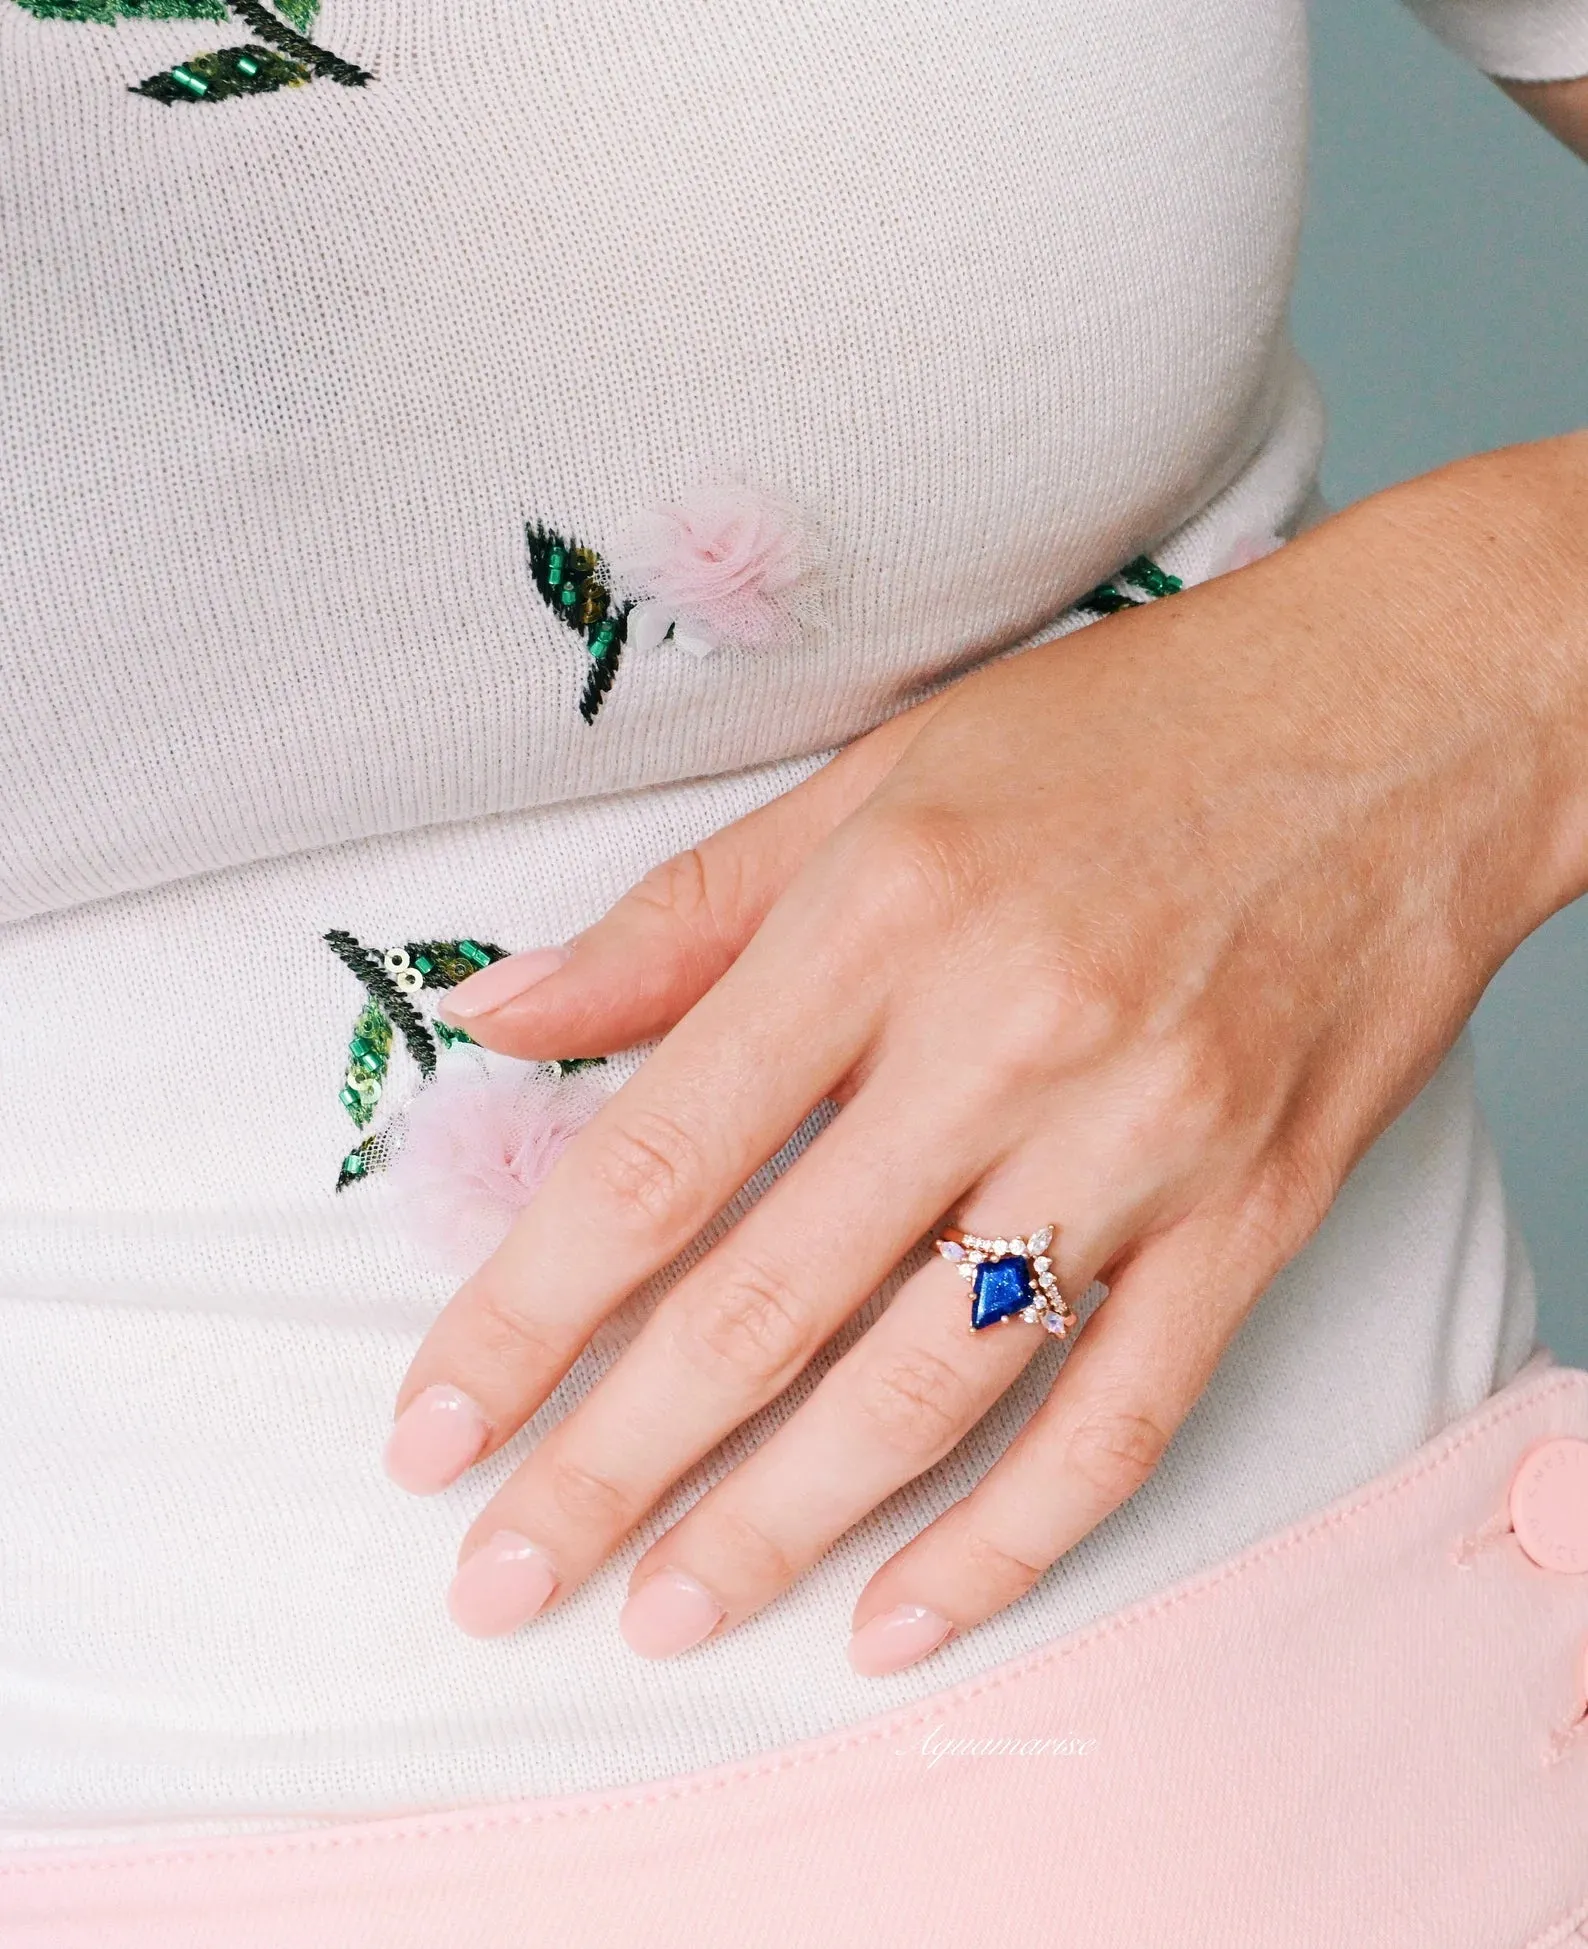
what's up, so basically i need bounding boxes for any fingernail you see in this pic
[619,1570,725,1660]
[847,1604,954,1677]
[447,1531,559,1638]
[383,1384,489,1495]
[439,946,569,1023]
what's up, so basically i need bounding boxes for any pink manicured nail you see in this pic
[447,1531,559,1638]
[619,1570,725,1660]
[439,946,569,1023]
[383,1384,489,1495]
[847,1604,954,1677]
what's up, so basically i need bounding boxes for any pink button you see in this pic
[1508,1439,1588,1573]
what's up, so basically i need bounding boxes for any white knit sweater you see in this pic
[1,0,1583,1839]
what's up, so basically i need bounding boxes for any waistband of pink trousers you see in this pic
[6,1348,1588,1949]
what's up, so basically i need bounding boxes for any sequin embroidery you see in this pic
[525,522,633,727]
[11,0,374,102]
[323,930,606,1192]
[131,41,309,101]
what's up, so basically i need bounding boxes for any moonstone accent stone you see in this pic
[971,1255,1033,1330]
[936,1239,967,1263]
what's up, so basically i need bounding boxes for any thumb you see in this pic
[440,697,941,1058]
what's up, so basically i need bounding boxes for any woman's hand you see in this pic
[386,436,1588,1672]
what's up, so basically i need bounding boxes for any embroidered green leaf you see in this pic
[323,929,438,1083]
[14,1,227,20]
[131,40,308,101]
[1075,552,1183,619]
[338,999,392,1129]
[324,931,611,1192]
[1117,555,1183,600]
[227,0,367,85]
[337,1130,389,1192]
[20,0,370,107]
[399,939,509,991]
[525,522,633,726]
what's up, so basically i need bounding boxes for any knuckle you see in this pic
[587,1108,706,1225]
[854,1346,975,1460]
[544,1453,634,1533]
[1132,1033,1232,1158]
[628,844,751,953]
[842,803,989,937]
[465,1278,567,1376]
[631,848,713,928]
[1239,1143,1339,1269]
[1003,961,1134,1077]
[958,1526,1049,1608]
[981,980,1087,1076]
[700,1506,796,1597]
[676,1260,812,1392]
[1062,1404,1171,1508]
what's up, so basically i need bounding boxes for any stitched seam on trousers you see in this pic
[4,1366,1583,1883]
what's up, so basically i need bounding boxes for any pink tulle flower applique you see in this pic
[1208,530,1285,579]
[382,1063,606,1275]
[610,482,819,660]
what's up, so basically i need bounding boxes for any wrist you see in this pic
[1306,432,1588,954]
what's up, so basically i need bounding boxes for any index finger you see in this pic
[383,860,881,1491]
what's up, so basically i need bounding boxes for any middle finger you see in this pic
[443,1064,992,1635]
[614,1175,1112,1657]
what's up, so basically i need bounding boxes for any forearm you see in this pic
[1499,73,1588,160]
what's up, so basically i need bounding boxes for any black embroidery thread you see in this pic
[323,929,446,1083]
[29,0,384,105]
[323,931,608,1195]
[223,0,368,86]
[525,521,632,726]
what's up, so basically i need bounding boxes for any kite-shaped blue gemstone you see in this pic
[970,1255,1033,1330]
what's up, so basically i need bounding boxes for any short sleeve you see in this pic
[1400,0,1588,78]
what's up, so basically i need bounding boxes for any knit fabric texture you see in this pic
[0,0,1581,1837]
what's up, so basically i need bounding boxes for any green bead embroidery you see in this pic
[1075,552,1183,620]
[525,522,633,726]
[12,0,374,103]
[323,930,606,1194]
[324,929,441,1084]
[337,1129,394,1192]
[131,41,309,102]
[1117,555,1183,601]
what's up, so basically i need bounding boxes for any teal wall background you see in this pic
[1291,2,1588,1363]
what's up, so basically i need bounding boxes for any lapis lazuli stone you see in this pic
[970,1255,1032,1330]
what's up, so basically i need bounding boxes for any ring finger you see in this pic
[610,1173,1119,1659]
[441,1072,995,1635]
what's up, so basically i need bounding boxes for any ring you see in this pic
[935,1224,1076,1337]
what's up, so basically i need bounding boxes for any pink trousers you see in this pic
[7,1352,1588,1949]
